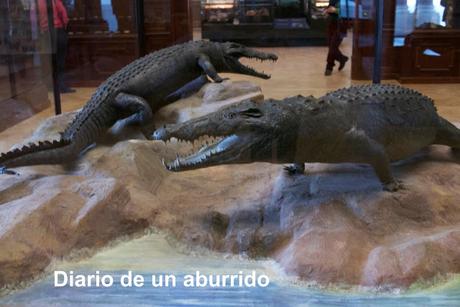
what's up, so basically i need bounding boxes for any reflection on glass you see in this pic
[393,0,459,46]
[413,0,445,28]
[201,0,234,23]
[66,0,135,35]
[64,0,138,87]
[275,0,304,18]
[422,48,441,56]
[0,0,52,132]
[101,0,118,32]
[310,0,329,19]
[145,0,171,31]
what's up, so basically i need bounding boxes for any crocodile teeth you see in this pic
[165,134,239,171]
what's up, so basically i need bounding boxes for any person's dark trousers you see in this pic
[326,18,347,71]
[55,27,71,91]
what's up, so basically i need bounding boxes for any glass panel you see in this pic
[414,0,446,28]
[201,0,234,23]
[66,0,136,34]
[240,0,274,23]
[0,0,53,133]
[201,1,329,43]
[65,0,138,87]
[351,0,377,79]
[393,0,460,82]
[144,0,170,31]
[143,0,172,51]
[2,2,460,306]
[395,1,460,46]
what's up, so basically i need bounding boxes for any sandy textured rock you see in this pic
[1,85,460,290]
[198,80,262,104]
[154,80,263,125]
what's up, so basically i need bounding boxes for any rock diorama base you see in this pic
[1,81,459,291]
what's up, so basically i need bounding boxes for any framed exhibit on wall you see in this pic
[0,0,460,306]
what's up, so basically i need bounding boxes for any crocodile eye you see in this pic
[239,108,263,118]
[225,112,236,119]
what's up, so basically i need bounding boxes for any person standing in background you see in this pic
[37,0,75,93]
[324,0,348,76]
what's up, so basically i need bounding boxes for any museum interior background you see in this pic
[1,0,459,134]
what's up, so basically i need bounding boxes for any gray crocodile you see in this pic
[153,84,460,191]
[0,41,277,174]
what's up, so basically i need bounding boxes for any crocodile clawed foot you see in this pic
[383,180,404,192]
[0,166,19,176]
[283,164,305,176]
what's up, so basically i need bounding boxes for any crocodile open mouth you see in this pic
[163,134,244,171]
[235,56,277,79]
[227,49,278,79]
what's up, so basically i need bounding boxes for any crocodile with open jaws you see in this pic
[153,84,460,191]
[0,41,277,174]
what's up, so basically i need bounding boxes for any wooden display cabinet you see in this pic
[399,29,460,83]
[352,0,460,83]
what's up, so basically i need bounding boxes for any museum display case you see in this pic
[396,0,460,82]
[2,1,460,306]
[240,0,274,24]
[353,0,460,82]
[201,0,328,45]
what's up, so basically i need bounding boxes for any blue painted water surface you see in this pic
[1,234,459,307]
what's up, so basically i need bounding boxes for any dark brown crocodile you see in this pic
[0,41,277,174]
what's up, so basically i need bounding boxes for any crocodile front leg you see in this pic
[165,75,210,103]
[198,54,227,83]
[0,166,18,175]
[284,163,305,175]
[112,92,155,139]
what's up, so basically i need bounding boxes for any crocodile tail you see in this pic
[0,137,77,169]
[0,102,119,172]
[435,116,460,150]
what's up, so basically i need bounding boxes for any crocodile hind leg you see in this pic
[433,117,460,155]
[112,92,154,139]
[343,129,402,192]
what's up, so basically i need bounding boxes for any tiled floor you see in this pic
[1,36,460,152]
